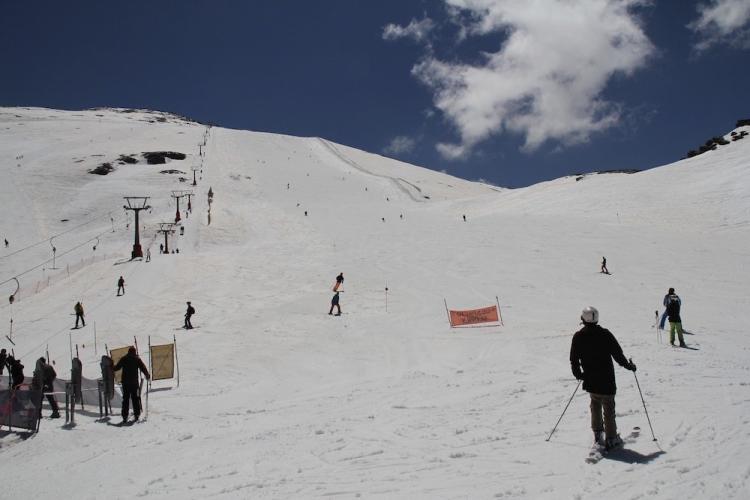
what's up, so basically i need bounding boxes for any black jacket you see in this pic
[665,294,681,322]
[113,352,150,387]
[10,361,24,387]
[570,324,631,395]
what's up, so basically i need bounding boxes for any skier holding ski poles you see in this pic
[570,306,637,450]
[113,346,150,423]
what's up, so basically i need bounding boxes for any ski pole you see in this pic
[631,359,657,441]
[546,380,581,441]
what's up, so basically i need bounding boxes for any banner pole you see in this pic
[496,296,504,326]
[174,334,180,388]
[148,336,152,378]
[444,298,453,328]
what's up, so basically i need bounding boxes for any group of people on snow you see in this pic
[569,286,688,451]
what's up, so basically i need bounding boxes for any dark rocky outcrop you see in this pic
[142,151,186,164]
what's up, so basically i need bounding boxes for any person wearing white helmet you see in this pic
[570,306,637,450]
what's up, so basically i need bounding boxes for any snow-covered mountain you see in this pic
[1,107,748,499]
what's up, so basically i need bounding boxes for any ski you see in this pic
[585,427,640,464]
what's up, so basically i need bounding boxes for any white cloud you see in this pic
[383,135,418,155]
[689,0,750,51]
[382,17,435,43]
[406,0,654,158]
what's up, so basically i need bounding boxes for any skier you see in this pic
[184,301,195,329]
[159,243,164,254]
[112,346,150,423]
[146,248,151,262]
[0,348,6,375]
[117,276,125,296]
[4,238,8,247]
[463,214,467,222]
[570,306,637,450]
[664,288,686,347]
[601,257,609,274]
[32,357,60,418]
[74,301,85,328]
[329,291,341,316]
[9,356,24,389]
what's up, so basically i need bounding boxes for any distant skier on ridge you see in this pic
[570,306,636,450]
[600,257,609,274]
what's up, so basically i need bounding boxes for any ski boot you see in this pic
[605,434,623,451]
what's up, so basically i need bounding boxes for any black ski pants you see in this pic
[121,383,141,419]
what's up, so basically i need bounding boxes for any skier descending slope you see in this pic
[570,306,637,450]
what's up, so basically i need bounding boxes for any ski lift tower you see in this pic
[157,223,176,254]
[123,196,151,259]
[171,190,189,223]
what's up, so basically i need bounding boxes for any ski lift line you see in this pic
[0,229,113,288]
[0,211,125,262]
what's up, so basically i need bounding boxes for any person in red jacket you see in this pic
[570,306,636,450]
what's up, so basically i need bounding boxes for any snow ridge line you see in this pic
[316,138,426,202]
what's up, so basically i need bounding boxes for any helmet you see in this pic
[581,306,599,324]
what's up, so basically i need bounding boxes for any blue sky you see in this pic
[2,0,749,187]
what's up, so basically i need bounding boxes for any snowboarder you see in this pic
[333,272,344,292]
[329,291,341,316]
[184,301,195,329]
[112,346,150,423]
[32,357,60,418]
[9,356,24,389]
[74,301,85,328]
[0,348,6,375]
[570,306,637,450]
[117,276,125,296]
[664,288,686,347]
[601,257,609,274]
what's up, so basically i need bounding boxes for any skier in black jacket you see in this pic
[570,306,636,449]
[113,347,150,422]
[32,357,60,418]
[8,356,24,390]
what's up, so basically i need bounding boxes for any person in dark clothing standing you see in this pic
[570,306,636,450]
[9,356,24,390]
[32,357,60,418]
[113,346,150,422]
[0,348,6,375]
[184,301,195,329]
[664,288,686,347]
[117,276,125,296]
[74,301,85,328]
[601,257,609,274]
[329,291,341,316]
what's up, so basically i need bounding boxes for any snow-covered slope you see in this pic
[0,107,748,499]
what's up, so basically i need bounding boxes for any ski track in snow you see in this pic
[0,107,749,499]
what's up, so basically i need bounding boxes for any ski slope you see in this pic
[0,107,749,499]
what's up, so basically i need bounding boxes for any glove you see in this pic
[627,359,637,372]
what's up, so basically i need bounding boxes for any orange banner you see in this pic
[449,305,499,327]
